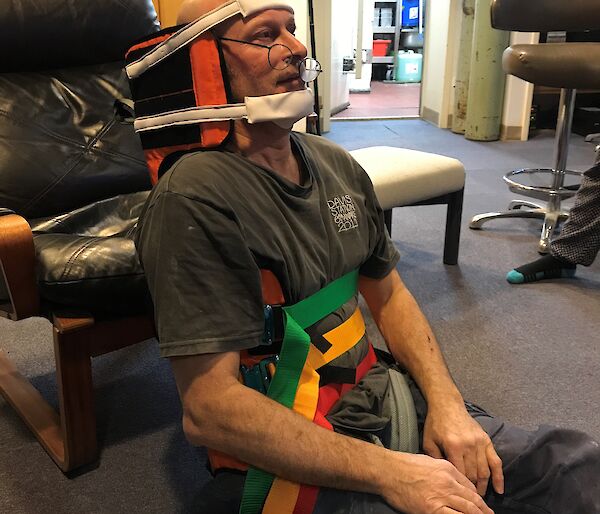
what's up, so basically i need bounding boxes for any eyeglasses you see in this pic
[218,37,322,83]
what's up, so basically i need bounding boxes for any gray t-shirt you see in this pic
[135,132,399,358]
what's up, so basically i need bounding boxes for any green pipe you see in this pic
[465,0,510,141]
[451,0,475,134]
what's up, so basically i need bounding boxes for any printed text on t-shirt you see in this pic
[328,194,359,232]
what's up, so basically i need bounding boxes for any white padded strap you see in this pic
[126,1,239,79]
[134,104,247,132]
[133,88,313,132]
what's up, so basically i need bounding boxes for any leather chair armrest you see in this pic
[491,0,600,32]
[0,212,40,320]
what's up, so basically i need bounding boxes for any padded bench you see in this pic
[349,146,466,265]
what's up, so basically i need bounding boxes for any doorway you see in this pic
[330,0,425,120]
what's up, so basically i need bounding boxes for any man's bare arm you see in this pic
[169,350,493,514]
[359,269,463,409]
[359,269,504,496]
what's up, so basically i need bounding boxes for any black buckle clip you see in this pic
[262,304,285,346]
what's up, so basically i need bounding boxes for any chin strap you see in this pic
[133,88,314,133]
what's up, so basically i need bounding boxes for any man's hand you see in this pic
[381,452,495,514]
[423,402,504,497]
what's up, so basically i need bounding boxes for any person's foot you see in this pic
[506,255,577,284]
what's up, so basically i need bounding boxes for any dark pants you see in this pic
[551,163,600,266]
[192,392,600,513]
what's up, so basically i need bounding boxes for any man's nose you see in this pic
[283,33,308,60]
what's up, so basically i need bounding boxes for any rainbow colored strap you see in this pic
[240,269,360,514]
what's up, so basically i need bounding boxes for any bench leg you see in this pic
[443,188,464,265]
[384,209,393,236]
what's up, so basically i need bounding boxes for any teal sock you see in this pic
[507,255,577,284]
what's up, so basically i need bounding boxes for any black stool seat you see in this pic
[503,43,600,90]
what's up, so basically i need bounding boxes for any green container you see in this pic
[394,50,422,83]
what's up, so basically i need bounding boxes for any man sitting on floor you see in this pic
[131,1,600,512]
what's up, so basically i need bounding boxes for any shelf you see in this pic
[373,26,395,33]
[372,56,394,64]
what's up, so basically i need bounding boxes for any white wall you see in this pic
[288,0,309,132]
[420,0,461,128]
[288,0,309,47]
[314,0,333,132]
[501,32,539,140]
[349,0,375,92]
[330,0,354,112]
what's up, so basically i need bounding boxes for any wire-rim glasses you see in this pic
[218,37,322,82]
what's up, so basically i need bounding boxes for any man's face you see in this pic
[218,9,308,102]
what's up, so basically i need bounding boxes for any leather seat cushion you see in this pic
[31,192,150,315]
[491,0,600,33]
[349,147,465,209]
[503,43,600,90]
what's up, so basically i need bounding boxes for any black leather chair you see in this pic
[0,0,159,472]
[469,0,600,252]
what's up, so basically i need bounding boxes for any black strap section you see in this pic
[311,333,333,354]
[318,365,356,386]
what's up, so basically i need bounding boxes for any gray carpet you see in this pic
[1,120,598,513]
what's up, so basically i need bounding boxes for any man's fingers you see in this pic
[485,443,505,495]
[446,446,467,477]
[448,493,495,514]
[475,446,491,496]
[423,440,444,459]
[453,466,478,494]
[463,444,479,486]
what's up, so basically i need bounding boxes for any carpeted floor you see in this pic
[1,120,598,513]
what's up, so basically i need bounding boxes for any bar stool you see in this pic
[469,0,600,253]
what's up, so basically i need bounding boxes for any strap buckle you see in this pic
[262,304,285,347]
[248,304,285,356]
[240,355,280,394]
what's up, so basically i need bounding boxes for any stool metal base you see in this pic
[470,167,581,253]
[470,199,570,253]
[503,168,581,201]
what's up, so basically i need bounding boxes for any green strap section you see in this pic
[285,269,359,329]
[240,270,359,514]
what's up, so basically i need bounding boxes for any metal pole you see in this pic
[464,0,509,141]
[307,0,321,135]
[451,0,475,134]
[356,0,364,80]
[552,88,576,189]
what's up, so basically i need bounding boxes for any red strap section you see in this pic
[314,383,342,422]
[293,485,320,514]
[260,269,285,305]
[126,33,172,58]
[315,342,378,418]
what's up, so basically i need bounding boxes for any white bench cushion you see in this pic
[349,146,465,209]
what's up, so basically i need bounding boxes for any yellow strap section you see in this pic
[291,366,321,419]
[307,307,367,371]
[263,479,300,514]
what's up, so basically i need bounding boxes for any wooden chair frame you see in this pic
[0,213,155,472]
